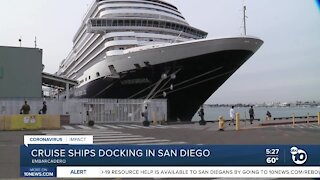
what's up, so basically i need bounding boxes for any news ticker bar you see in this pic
[56,167,320,178]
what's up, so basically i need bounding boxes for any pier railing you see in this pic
[273,116,317,120]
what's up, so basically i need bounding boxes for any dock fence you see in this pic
[0,98,167,124]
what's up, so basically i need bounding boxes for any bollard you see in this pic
[153,119,158,125]
[318,112,320,126]
[88,120,94,127]
[307,113,310,124]
[236,113,240,131]
[218,116,225,131]
[143,120,150,127]
[292,113,295,127]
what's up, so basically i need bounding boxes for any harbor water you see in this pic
[192,106,320,122]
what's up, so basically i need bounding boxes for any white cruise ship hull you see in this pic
[71,36,263,121]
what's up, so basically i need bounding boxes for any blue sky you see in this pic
[0,0,319,104]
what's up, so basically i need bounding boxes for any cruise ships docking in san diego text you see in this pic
[57,0,264,122]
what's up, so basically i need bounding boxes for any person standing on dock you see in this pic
[143,105,149,122]
[39,101,47,114]
[266,111,272,120]
[20,101,31,114]
[198,105,206,125]
[198,105,205,121]
[249,106,255,124]
[142,105,150,126]
[229,106,236,125]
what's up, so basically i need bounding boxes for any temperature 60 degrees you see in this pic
[266,157,279,164]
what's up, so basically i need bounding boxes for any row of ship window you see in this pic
[105,36,179,43]
[80,72,100,84]
[90,19,206,38]
[99,6,184,19]
[97,0,179,14]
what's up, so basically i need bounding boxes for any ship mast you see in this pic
[34,36,37,48]
[243,4,247,36]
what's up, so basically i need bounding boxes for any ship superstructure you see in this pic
[58,0,206,79]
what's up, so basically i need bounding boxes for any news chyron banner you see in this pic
[21,136,320,178]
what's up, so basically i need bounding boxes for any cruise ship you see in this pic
[57,0,263,121]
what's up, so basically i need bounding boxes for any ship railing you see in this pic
[124,43,170,54]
